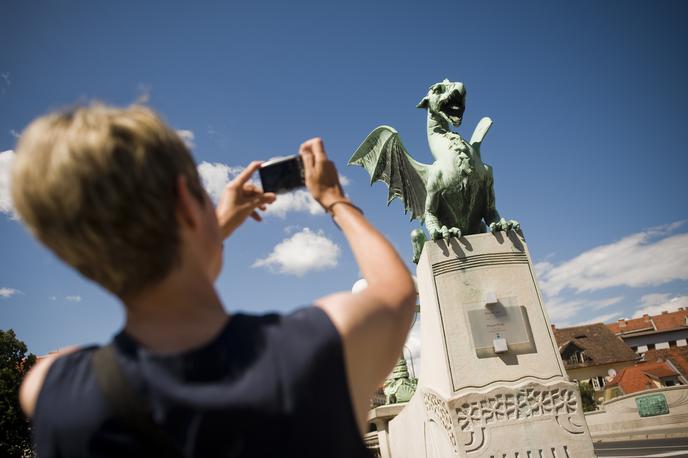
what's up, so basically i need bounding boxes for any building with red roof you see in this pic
[553,323,639,405]
[607,308,688,354]
[643,346,688,377]
[604,360,686,399]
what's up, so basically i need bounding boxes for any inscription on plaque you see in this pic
[466,296,536,358]
[636,393,669,417]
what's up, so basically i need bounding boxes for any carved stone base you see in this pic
[390,381,595,457]
[384,233,596,457]
[437,382,592,456]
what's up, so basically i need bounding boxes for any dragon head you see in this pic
[417,79,466,127]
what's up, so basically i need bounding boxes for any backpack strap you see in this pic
[92,344,185,458]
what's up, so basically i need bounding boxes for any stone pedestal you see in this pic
[387,232,596,457]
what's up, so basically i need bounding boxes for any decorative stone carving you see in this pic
[456,387,578,429]
[383,357,418,404]
[423,392,457,453]
[450,384,586,454]
[419,383,588,457]
[485,445,572,458]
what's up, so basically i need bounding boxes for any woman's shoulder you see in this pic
[20,345,95,417]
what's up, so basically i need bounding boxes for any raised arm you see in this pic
[300,138,416,433]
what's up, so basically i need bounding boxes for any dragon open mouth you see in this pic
[440,90,465,125]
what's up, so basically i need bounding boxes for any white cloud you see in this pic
[176,129,195,149]
[0,287,21,298]
[9,129,20,139]
[65,295,82,302]
[533,261,553,280]
[339,174,350,186]
[283,225,301,234]
[265,190,323,218]
[568,312,621,327]
[544,295,624,326]
[0,150,17,218]
[538,222,688,297]
[197,161,243,204]
[49,296,57,301]
[590,296,624,310]
[253,228,340,276]
[633,293,688,317]
[537,222,688,327]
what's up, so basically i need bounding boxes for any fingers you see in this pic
[261,192,276,204]
[310,138,327,162]
[231,161,262,187]
[300,142,315,170]
[251,195,274,207]
[247,195,274,224]
[246,193,276,214]
[243,182,258,194]
[300,137,327,165]
[241,182,275,203]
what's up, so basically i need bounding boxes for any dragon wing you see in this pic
[469,116,493,154]
[348,126,430,221]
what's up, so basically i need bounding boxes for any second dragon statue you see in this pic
[349,79,519,263]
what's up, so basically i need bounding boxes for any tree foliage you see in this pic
[0,329,36,457]
[578,381,598,412]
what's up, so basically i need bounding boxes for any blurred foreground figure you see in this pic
[14,104,415,457]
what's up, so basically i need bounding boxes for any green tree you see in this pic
[0,329,36,457]
[578,381,598,412]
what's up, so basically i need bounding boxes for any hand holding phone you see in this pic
[299,138,346,210]
[216,161,276,238]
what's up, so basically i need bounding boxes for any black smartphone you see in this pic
[259,155,305,194]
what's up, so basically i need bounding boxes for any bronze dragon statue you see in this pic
[349,79,518,263]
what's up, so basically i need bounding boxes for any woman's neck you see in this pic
[122,264,229,354]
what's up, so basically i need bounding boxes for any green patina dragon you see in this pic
[349,79,518,263]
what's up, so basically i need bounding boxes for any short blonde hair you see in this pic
[12,103,205,298]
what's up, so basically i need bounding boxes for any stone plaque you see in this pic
[466,297,536,358]
[636,393,669,417]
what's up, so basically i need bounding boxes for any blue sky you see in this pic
[1,0,687,360]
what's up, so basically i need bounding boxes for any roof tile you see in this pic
[652,309,688,332]
[643,346,688,378]
[607,361,680,394]
[554,323,638,368]
[606,308,688,335]
[607,315,654,335]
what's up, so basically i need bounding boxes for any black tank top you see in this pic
[32,307,370,457]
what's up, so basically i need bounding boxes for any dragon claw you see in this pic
[430,226,462,240]
[441,226,450,239]
[490,218,520,233]
[448,227,462,238]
